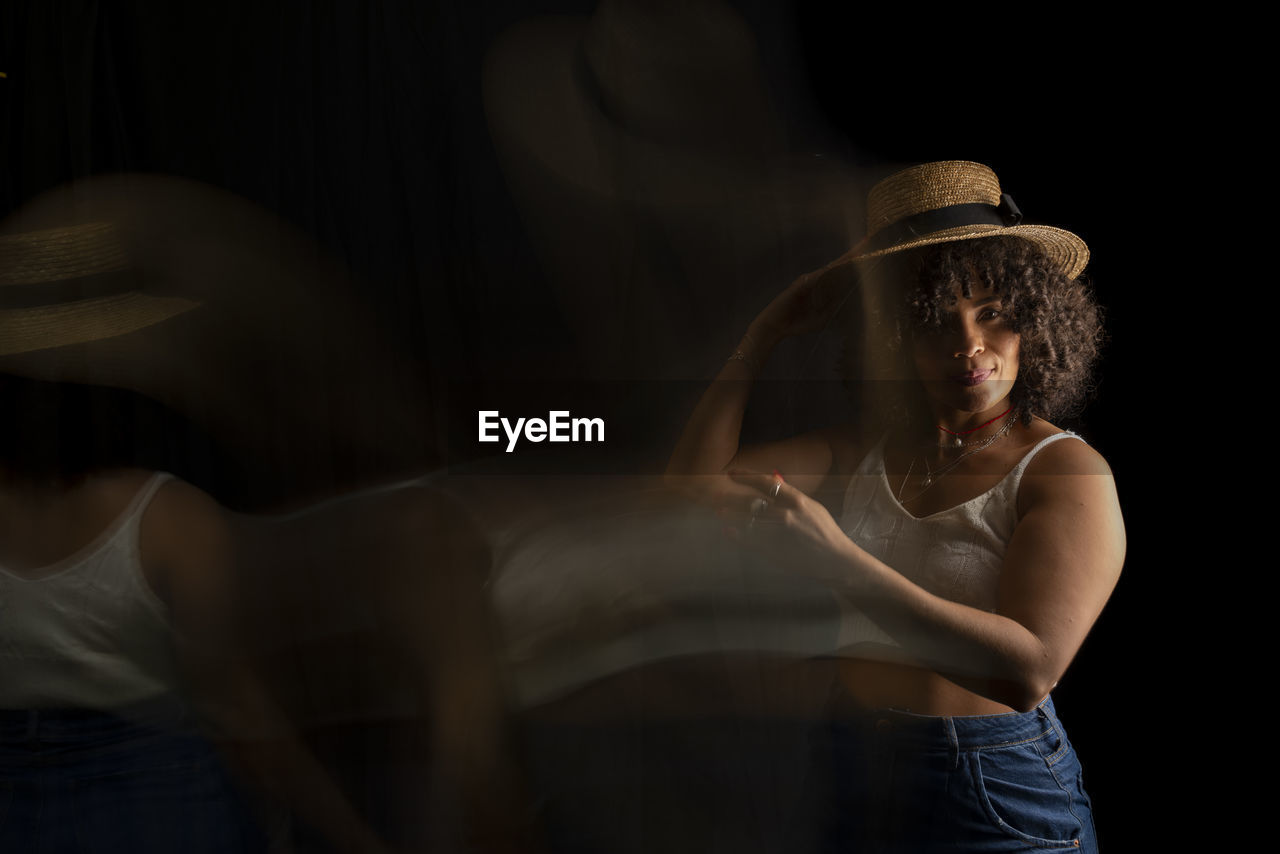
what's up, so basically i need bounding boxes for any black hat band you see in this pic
[861,194,1023,254]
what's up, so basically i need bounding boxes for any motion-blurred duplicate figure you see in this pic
[0,221,405,853]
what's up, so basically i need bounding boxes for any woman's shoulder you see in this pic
[1015,420,1119,519]
[141,475,227,541]
[76,469,220,531]
[138,474,229,571]
[1019,419,1114,478]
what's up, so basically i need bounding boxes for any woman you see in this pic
[666,161,1125,852]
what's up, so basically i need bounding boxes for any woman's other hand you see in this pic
[666,470,774,516]
[722,469,861,588]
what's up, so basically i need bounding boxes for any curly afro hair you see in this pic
[843,236,1104,427]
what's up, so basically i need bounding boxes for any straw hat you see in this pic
[0,221,199,356]
[842,161,1089,279]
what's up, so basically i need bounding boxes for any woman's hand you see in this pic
[750,259,855,343]
[723,469,864,590]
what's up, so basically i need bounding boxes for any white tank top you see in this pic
[0,473,182,709]
[833,432,1082,658]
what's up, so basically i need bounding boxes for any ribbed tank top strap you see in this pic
[859,433,891,474]
[1008,431,1085,504]
[121,471,175,530]
[111,472,176,624]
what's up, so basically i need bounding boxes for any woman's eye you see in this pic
[979,308,1003,321]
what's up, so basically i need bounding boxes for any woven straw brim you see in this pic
[849,223,1089,281]
[0,222,129,286]
[0,292,200,356]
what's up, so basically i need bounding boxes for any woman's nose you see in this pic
[952,324,984,358]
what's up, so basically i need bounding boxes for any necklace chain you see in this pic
[936,406,1014,447]
[897,413,1017,505]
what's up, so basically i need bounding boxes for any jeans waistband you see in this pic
[0,694,193,743]
[831,695,1062,753]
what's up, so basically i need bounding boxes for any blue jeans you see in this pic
[812,696,1096,853]
[0,697,267,853]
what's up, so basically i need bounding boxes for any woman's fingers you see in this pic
[725,470,795,526]
[669,470,805,536]
[667,474,782,538]
[727,469,788,500]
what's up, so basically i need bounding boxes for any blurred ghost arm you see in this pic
[141,479,392,854]
[227,484,548,853]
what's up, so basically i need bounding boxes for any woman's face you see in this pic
[911,278,1020,419]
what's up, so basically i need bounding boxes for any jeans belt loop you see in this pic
[1036,699,1057,735]
[944,716,959,770]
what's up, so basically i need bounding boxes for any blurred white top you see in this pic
[0,473,181,709]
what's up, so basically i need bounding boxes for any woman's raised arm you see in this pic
[665,263,855,498]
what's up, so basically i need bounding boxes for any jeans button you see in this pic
[875,718,893,733]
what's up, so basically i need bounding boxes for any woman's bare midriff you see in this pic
[526,652,1019,724]
[834,657,1017,717]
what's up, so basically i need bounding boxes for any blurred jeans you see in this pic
[0,696,266,853]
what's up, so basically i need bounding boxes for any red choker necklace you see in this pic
[937,407,1014,447]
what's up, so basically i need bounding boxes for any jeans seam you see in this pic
[1034,735,1086,841]
[1043,717,1087,832]
[961,727,1054,752]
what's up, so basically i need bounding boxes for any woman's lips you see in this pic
[954,369,993,386]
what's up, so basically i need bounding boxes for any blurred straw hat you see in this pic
[483,0,861,378]
[841,160,1088,279]
[0,221,198,356]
